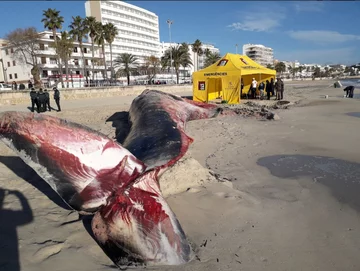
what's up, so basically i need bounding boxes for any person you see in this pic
[265,79,272,100]
[258,81,265,99]
[240,78,244,99]
[53,87,61,112]
[275,78,284,100]
[251,78,257,99]
[344,86,355,98]
[270,78,275,97]
[44,89,51,111]
[28,80,33,90]
[12,81,17,90]
[37,88,47,112]
[30,88,39,113]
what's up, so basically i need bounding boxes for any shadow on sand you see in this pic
[0,156,71,210]
[0,188,33,271]
[106,111,130,144]
[257,155,360,212]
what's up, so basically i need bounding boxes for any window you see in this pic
[5,49,8,55]
[41,57,46,64]
[42,70,48,77]
[12,60,16,66]
[14,73,17,79]
[75,70,80,75]
[74,59,79,65]
[85,59,89,65]
[9,74,12,80]
[7,62,10,67]
[217,59,228,66]
[39,43,45,50]
[73,47,78,53]
[49,35,54,39]
[83,48,87,53]
[50,58,57,64]
[11,48,14,53]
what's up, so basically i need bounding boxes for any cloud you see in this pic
[276,47,357,65]
[228,6,286,32]
[293,2,324,13]
[288,30,360,44]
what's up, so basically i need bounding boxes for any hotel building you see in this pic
[85,0,161,67]
[243,44,274,67]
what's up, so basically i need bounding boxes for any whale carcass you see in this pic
[0,90,231,268]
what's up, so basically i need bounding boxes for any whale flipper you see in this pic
[0,111,145,213]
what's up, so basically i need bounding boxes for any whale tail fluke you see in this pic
[91,170,192,268]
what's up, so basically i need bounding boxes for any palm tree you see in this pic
[163,44,192,84]
[41,8,64,88]
[104,22,118,80]
[114,53,138,85]
[204,51,221,68]
[191,39,203,71]
[55,31,74,88]
[69,16,88,84]
[94,22,107,80]
[275,62,286,75]
[84,16,98,82]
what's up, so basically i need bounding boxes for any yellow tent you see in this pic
[192,53,276,104]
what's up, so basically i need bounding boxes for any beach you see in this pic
[1,80,360,271]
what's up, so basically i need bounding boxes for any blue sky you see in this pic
[0,1,359,65]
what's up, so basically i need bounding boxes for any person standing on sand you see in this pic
[265,79,272,100]
[251,78,257,99]
[37,89,47,112]
[44,89,51,111]
[258,81,265,99]
[275,78,284,100]
[53,87,61,112]
[29,88,39,113]
[343,86,355,98]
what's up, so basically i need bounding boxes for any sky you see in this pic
[0,1,359,65]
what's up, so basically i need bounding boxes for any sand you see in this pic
[1,80,360,271]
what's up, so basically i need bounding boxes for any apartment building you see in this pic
[243,44,274,66]
[85,0,160,66]
[0,31,104,86]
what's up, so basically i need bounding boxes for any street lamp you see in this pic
[0,59,7,83]
[167,19,173,84]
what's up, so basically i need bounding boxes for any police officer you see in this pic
[53,87,61,112]
[44,89,51,111]
[30,88,39,113]
[37,88,47,112]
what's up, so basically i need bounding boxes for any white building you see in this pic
[0,31,104,87]
[159,42,220,74]
[243,44,274,66]
[85,0,160,67]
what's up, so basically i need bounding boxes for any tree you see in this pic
[104,22,118,80]
[204,51,221,68]
[69,16,88,83]
[266,64,274,69]
[143,55,160,84]
[41,8,64,88]
[5,27,42,87]
[52,31,74,88]
[84,16,98,82]
[114,53,138,85]
[94,22,107,80]
[313,67,321,78]
[191,39,203,71]
[275,62,286,75]
[42,8,64,88]
[163,44,192,84]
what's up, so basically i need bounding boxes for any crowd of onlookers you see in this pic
[241,77,285,100]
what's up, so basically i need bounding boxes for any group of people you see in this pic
[30,87,61,113]
[241,77,285,100]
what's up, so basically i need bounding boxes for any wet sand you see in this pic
[0,80,360,271]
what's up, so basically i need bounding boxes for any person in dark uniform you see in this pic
[28,80,33,90]
[37,88,47,112]
[30,88,39,113]
[265,79,273,100]
[275,78,284,100]
[270,78,275,97]
[53,87,61,112]
[344,86,355,98]
[44,89,51,111]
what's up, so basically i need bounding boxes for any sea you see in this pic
[339,78,360,99]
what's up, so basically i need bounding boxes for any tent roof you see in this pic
[195,53,276,76]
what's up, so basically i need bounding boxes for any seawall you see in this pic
[0,84,193,106]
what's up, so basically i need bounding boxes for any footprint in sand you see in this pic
[32,241,64,263]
